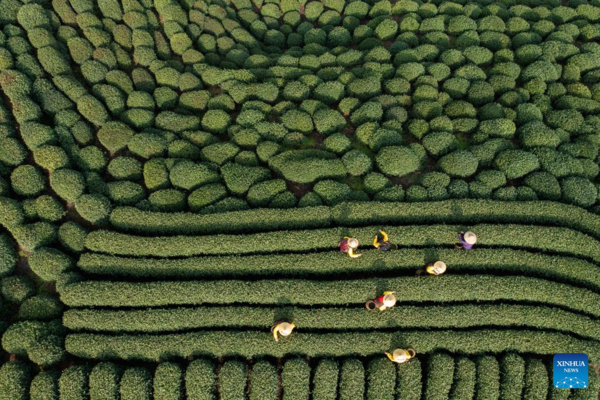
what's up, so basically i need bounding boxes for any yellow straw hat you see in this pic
[464,231,477,245]
[383,293,397,307]
[278,322,294,336]
[433,261,447,274]
[347,238,359,248]
[392,349,411,363]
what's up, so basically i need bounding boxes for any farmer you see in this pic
[425,261,447,276]
[385,348,416,364]
[339,236,362,258]
[365,291,396,312]
[373,229,397,252]
[456,231,477,250]
[272,321,295,342]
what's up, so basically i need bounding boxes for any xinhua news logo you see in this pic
[553,353,588,389]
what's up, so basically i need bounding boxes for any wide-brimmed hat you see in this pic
[464,231,477,245]
[348,238,359,248]
[383,293,397,307]
[433,261,447,274]
[392,349,410,363]
[278,322,294,336]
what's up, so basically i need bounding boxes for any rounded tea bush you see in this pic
[494,150,540,179]
[438,150,479,178]
[50,169,85,203]
[11,165,46,197]
[28,247,72,282]
[342,150,372,176]
[201,109,231,134]
[75,194,112,225]
[1,276,35,303]
[561,176,597,207]
[375,146,420,177]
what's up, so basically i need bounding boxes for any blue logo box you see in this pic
[553,353,588,389]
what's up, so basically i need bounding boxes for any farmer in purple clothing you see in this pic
[456,231,477,250]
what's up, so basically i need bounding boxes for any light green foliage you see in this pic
[375,146,420,177]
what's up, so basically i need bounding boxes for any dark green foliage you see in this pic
[476,356,500,400]
[170,161,220,191]
[149,190,186,212]
[339,359,364,400]
[282,358,310,400]
[188,184,228,211]
[270,150,346,184]
[75,194,111,224]
[221,162,271,195]
[29,247,72,281]
[313,180,351,206]
[97,122,135,154]
[11,165,45,197]
[250,361,277,400]
[494,150,539,179]
[34,195,64,222]
[524,172,561,200]
[342,150,372,176]
[3,320,65,366]
[561,177,598,207]
[523,360,548,400]
[450,357,476,400]
[500,354,525,400]
[18,294,62,320]
[1,275,34,303]
[313,359,338,400]
[0,233,17,277]
[376,146,420,177]
[438,151,479,178]
[367,357,395,400]
[120,368,152,400]
[58,222,87,253]
[220,360,247,400]
[88,364,121,400]
[0,362,31,400]
[30,371,59,400]
[425,353,455,400]
[186,359,216,400]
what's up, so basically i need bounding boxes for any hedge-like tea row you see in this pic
[250,361,278,400]
[476,356,500,400]
[77,248,600,291]
[219,360,246,400]
[109,201,600,239]
[523,359,549,400]
[59,275,600,317]
[281,358,310,400]
[110,206,332,235]
[84,224,600,262]
[312,359,338,400]
[65,330,600,362]
[185,359,217,400]
[500,354,526,400]
[89,362,120,400]
[339,359,365,400]
[449,357,476,400]
[154,363,183,400]
[11,355,600,400]
[397,358,422,400]
[425,353,455,400]
[63,304,600,341]
[367,357,396,400]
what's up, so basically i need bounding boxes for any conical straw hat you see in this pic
[383,294,397,307]
[279,322,294,336]
[392,349,410,363]
[464,231,477,245]
[433,261,447,274]
[348,238,359,248]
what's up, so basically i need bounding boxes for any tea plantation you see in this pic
[0,0,600,397]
